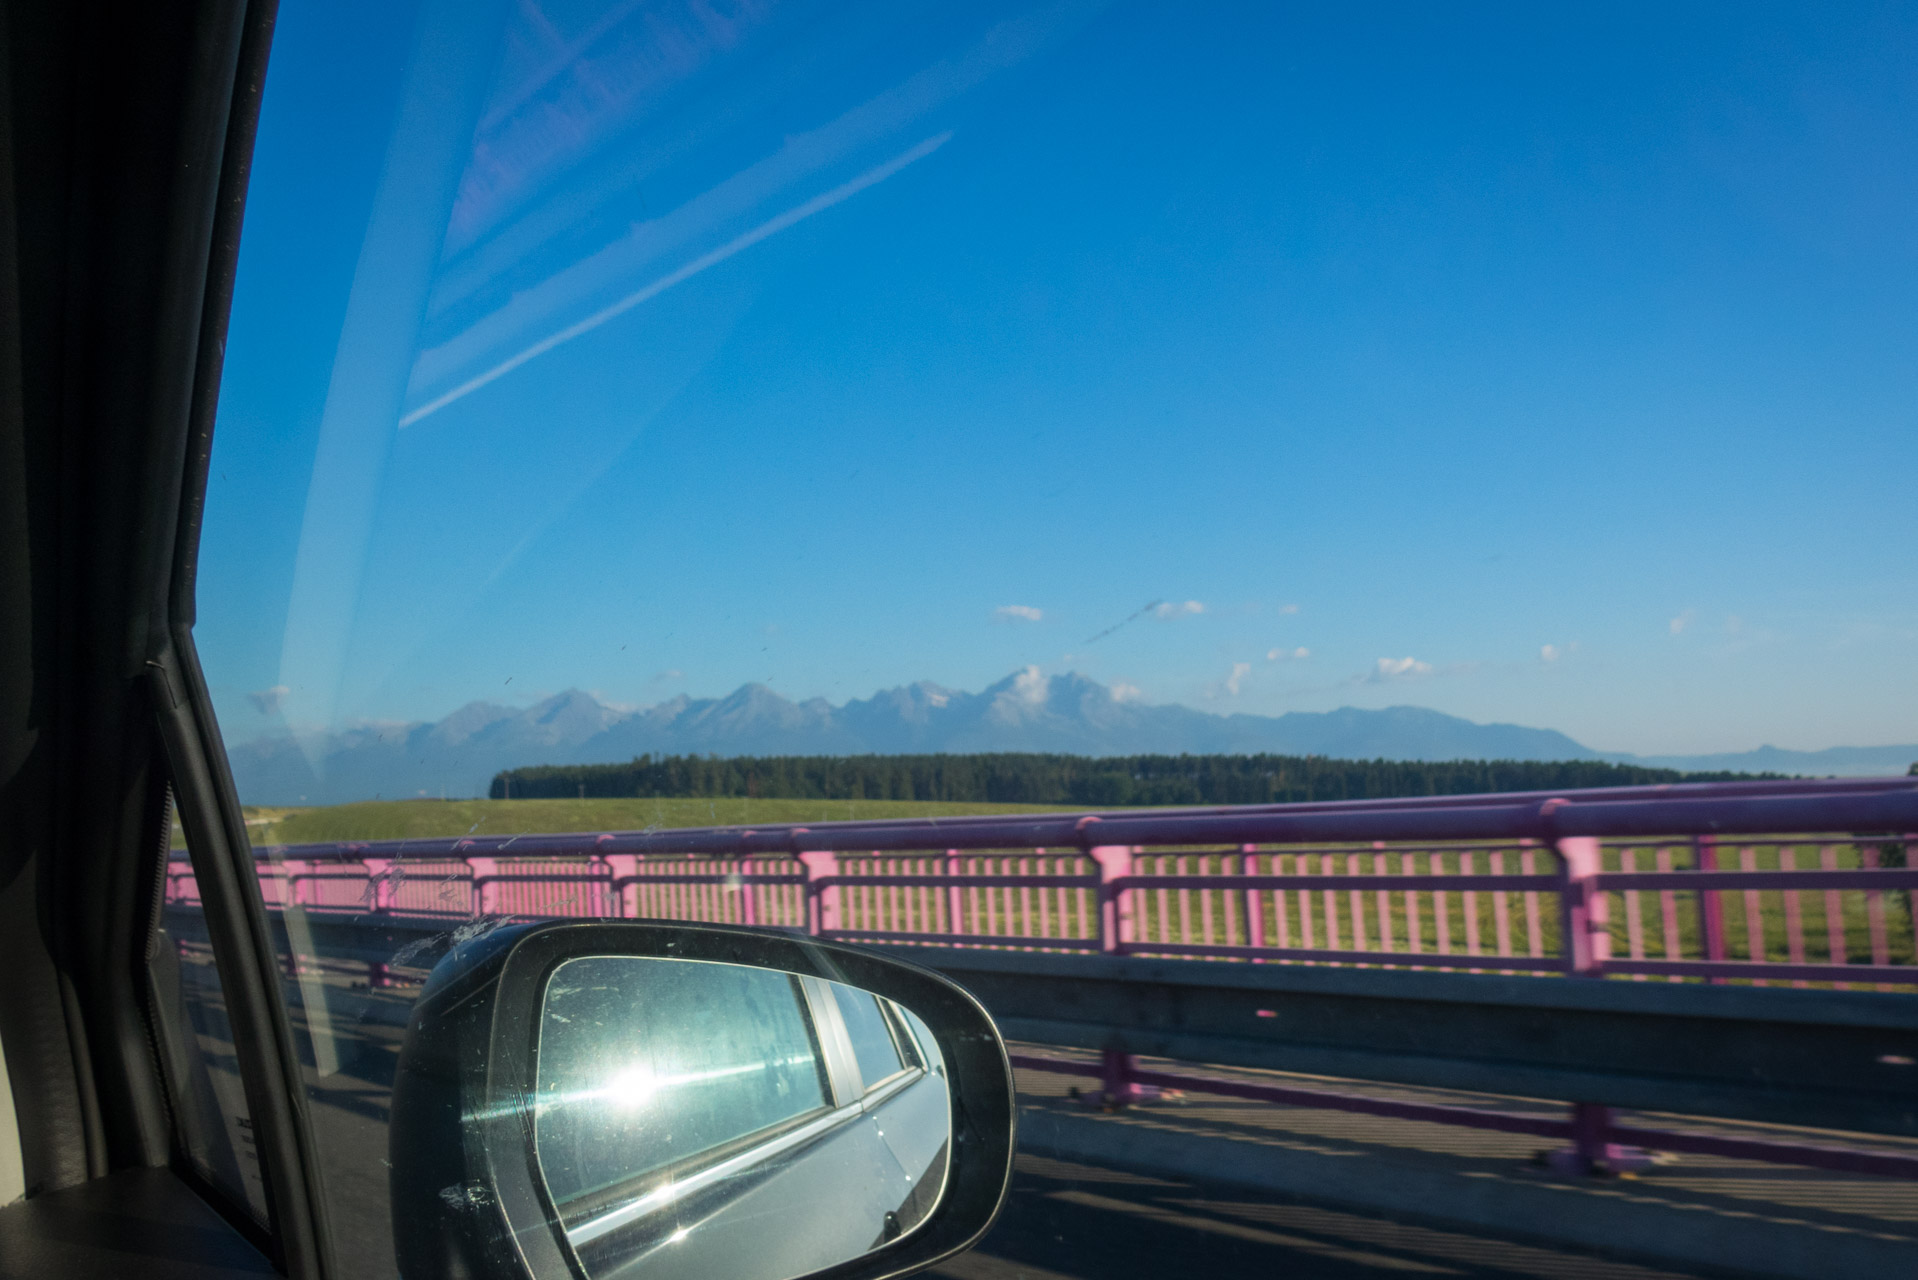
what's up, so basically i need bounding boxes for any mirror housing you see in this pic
[388,920,1015,1280]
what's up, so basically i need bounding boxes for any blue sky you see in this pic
[197,0,1918,757]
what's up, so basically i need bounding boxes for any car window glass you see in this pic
[187,0,1918,1275]
[149,790,269,1225]
[535,956,830,1207]
[829,984,905,1093]
[897,1005,942,1076]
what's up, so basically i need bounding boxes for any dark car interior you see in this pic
[0,1,334,1274]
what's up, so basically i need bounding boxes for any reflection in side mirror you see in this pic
[387,922,1012,1280]
[535,957,951,1280]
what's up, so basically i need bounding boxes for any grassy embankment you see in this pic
[238,796,1089,846]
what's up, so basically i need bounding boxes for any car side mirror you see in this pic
[387,920,1015,1280]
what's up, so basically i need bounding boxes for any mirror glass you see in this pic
[533,956,952,1280]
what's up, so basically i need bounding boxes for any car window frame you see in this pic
[148,0,340,1274]
[0,0,333,1274]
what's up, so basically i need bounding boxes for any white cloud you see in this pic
[1266,646,1310,661]
[1153,600,1205,619]
[248,685,291,715]
[1012,664,1048,705]
[1278,603,1300,615]
[651,669,684,683]
[993,604,1044,623]
[1364,656,1433,683]
[1109,680,1144,704]
[1540,644,1559,663]
[1669,610,1696,635]
[1225,662,1253,696]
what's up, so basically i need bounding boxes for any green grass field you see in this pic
[238,796,1093,846]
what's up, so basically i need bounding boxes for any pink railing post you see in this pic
[1346,852,1367,954]
[798,850,839,937]
[466,856,500,916]
[944,850,965,936]
[1091,845,1135,955]
[1781,844,1808,986]
[361,857,396,913]
[1520,840,1544,956]
[1373,842,1394,957]
[1863,843,1891,992]
[1297,853,1316,952]
[284,858,312,909]
[1241,844,1264,959]
[1740,845,1766,985]
[1556,836,1609,977]
[1402,851,1422,955]
[1319,853,1341,952]
[1821,844,1848,985]
[599,853,638,918]
[1696,835,1726,983]
[1624,846,1647,977]
[1489,848,1512,959]
[275,858,301,978]
[738,858,759,927]
[360,855,396,987]
[1460,849,1480,964]
[1656,845,1682,981]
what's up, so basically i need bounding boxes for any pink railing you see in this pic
[160,779,1918,1181]
[165,779,1918,988]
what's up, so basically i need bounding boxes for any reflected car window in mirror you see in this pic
[536,956,830,1209]
[830,984,906,1094]
[899,1006,944,1078]
[533,955,952,1280]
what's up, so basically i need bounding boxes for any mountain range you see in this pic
[225,669,1918,806]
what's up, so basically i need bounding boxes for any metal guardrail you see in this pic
[163,778,1918,1177]
[161,907,1918,1181]
[171,778,1918,985]
[929,948,1918,1176]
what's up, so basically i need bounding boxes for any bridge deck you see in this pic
[1007,1053,1918,1278]
[263,970,1918,1278]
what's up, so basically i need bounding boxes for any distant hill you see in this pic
[222,668,1917,806]
[1625,744,1918,776]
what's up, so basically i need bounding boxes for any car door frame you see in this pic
[0,0,333,1275]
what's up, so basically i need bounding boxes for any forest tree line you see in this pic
[489,752,1780,806]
